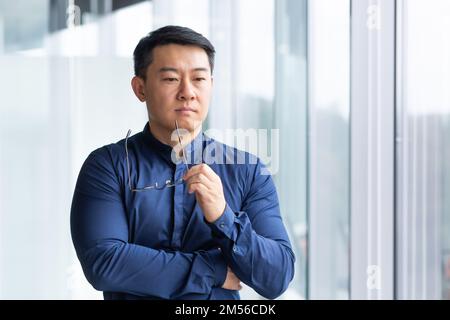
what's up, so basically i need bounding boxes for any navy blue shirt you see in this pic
[70,122,295,300]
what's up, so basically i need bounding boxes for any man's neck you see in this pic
[149,122,201,148]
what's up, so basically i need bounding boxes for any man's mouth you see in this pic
[175,107,196,113]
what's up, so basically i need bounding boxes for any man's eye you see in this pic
[195,78,206,81]
[163,78,178,82]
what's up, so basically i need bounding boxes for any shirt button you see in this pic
[233,246,237,252]
[219,222,225,229]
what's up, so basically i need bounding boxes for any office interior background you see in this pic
[0,0,449,300]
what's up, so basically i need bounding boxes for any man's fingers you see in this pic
[223,281,242,291]
[187,181,208,194]
[222,268,242,291]
[185,173,212,185]
[185,173,214,194]
[182,164,203,181]
[183,163,214,181]
[232,282,242,291]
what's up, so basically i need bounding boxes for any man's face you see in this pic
[138,44,213,135]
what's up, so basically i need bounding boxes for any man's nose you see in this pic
[177,79,196,101]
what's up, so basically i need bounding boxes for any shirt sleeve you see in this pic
[70,147,227,299]
[207,159,296,299]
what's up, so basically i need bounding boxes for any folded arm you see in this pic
[207,160,296,299]
[70,148,227,299]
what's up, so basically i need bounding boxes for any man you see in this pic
[70,25,295,300]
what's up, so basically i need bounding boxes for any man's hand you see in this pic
[222,267,242,291]
[183,164,226,223]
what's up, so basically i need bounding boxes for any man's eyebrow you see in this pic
[192,67,209,72]
[158,67,210,73]
[158,67,179,73]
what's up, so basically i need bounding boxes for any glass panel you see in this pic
[234,0,274,131]
[397,0,450,300]
[274,0,308,299]
[308,0,350,299]
[0,1,49,53]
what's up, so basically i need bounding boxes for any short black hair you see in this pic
[133,25,216,79]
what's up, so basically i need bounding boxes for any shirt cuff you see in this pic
[205,248,228,287]
[206,204,235,239]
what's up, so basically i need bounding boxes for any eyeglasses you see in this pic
[125,121,189,192]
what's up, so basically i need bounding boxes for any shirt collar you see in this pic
[142,121,206,165]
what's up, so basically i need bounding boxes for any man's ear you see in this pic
[131,76,146,102]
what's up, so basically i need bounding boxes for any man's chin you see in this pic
[173,117,203,132]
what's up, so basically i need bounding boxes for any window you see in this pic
[396,0,450,300]
[308,0,350,299]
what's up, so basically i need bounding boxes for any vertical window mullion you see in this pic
[350,0,396,300]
